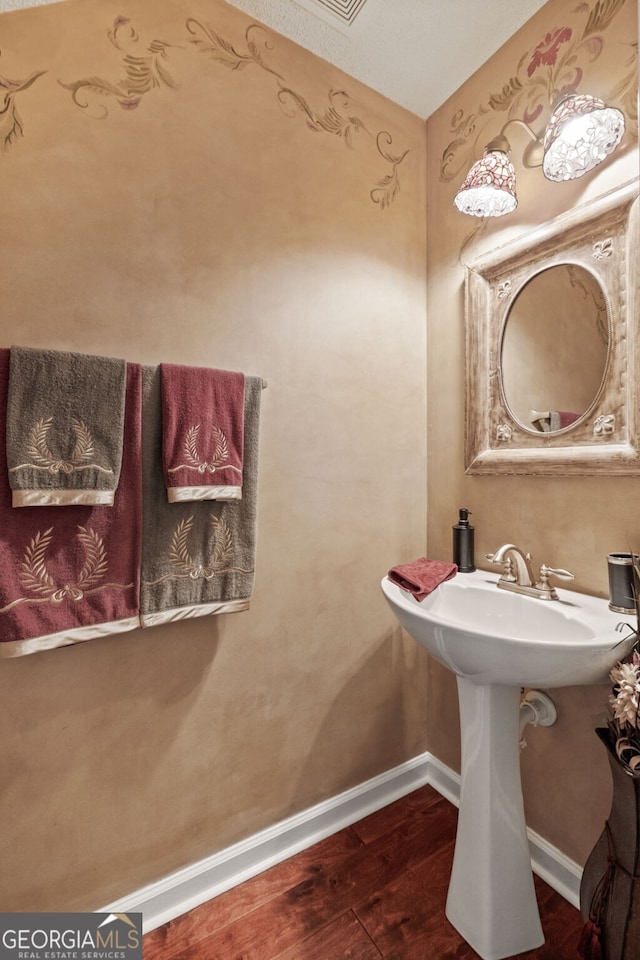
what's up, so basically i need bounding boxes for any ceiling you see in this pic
[225,0,551,117]
[1,0,551,117]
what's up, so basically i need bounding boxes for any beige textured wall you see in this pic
[426,0,638,865]
[0,0,427,910]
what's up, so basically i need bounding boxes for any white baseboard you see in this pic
[426,751,461,806]
[102,751,581,932]
[103,752,433,932]
[528,827,582,910]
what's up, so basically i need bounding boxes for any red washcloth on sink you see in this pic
[387,558,457,601]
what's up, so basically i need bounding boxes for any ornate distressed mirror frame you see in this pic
[465,180,639,476]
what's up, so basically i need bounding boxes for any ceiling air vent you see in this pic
[291,0,369,31]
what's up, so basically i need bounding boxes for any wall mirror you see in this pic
[464,180,639,475]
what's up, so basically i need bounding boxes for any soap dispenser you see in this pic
[453,508,475,572]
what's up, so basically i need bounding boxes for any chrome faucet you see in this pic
[485,543,575,600]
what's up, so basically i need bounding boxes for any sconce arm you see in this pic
[496,119,545,169]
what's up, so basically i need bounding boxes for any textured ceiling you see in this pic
[0,0,551,117]
[225,0,551,117]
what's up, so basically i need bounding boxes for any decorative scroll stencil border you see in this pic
[0,59,46,152]
[2,11,410,210]
[185,18,409,208]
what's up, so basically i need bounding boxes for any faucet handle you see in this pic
[536,564,575,599]
[540,564,575,581]
[485,552,517,582]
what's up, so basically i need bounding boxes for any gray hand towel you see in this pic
[7,346,127,507]
[140,366,262,626]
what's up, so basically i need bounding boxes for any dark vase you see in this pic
[579,727,640,959]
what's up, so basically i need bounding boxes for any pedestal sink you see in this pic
[381,569,636,960]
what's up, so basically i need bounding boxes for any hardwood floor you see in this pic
[143,785,585,959]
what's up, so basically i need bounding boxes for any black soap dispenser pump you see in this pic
[453,508,475,572]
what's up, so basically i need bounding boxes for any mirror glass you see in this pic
[500,264,609,434]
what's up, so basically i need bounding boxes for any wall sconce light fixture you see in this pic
[453,134,518,218]
[454,94,625,218]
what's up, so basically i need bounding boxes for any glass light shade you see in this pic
[543,94,625,182]
[454,149,517,218]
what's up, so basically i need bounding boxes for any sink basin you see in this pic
[381,567,636,960]
[381,569,635,687]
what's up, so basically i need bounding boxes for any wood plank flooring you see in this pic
[143,785,585,959]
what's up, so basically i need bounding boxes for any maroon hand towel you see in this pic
[558,411,580,428]
[387,558,457,601]
[161,363,245,503]
[549,410,580,430]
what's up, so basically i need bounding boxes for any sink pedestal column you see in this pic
[445,677,544,960]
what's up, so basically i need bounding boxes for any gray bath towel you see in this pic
[7,346,127,507]
[140,366,262,626]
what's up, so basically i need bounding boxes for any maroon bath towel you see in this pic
[387,558,457,601]
[160,364,245,503]
[0,350,142,657]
